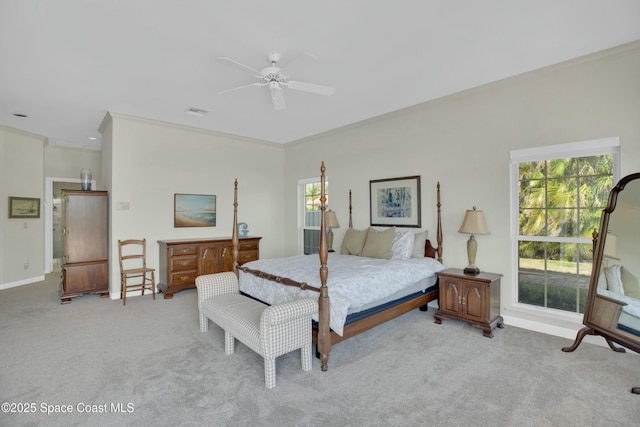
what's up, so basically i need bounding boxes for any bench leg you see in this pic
[301,342,312,372]
[264,358,276,389]
[224,331,235,355]
[199,313,209,333]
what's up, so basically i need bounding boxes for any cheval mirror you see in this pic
[562,172,640,394]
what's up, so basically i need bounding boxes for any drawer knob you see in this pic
[181,275,189,280]
[181,261,188,266]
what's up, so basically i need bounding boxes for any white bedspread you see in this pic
[239,253,445,336]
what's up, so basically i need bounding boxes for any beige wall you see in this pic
[100,113,285,297]
[44,145,102,188]
[283,41,640,336]
[0,126,46,285]
[0,127,104,287]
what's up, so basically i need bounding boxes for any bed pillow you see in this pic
[604,264,624,295]
[391,230,415,260]
[621,266,640,299]
[597,268,607,290]
[361,227,395,259]
[411,230,429,258]
[340,228,368,256]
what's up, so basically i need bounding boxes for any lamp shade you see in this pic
[458,207,489,235]
[326,210,340,228]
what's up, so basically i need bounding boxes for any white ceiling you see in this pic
[2,1,640,151]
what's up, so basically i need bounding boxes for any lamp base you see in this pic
[464,267,480,275]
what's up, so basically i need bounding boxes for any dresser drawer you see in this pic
[170,245,197,257]
[170,271,198,286]
[238,250,258,264]
[239,240,259,251]
[170,256,197,272]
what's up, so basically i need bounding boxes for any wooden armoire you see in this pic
[60,190,109,303]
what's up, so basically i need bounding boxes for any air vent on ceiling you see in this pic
[185,107,208,117]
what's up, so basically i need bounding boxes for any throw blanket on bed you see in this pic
[239,253,445,336]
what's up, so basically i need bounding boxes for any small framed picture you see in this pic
[9,197,41,219]
[174,194,216,227]
[370,176,421,227]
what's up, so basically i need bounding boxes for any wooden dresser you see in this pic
[157,237,261,299]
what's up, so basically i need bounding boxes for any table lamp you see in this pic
[326,210,340,252]
[458,206,489,275]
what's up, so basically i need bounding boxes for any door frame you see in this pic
[44,177,95,273]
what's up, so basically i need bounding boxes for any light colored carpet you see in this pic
[1,273,639,426]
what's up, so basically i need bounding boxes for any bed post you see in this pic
[436,181,442,264]
[348,190,353,229]
[232,179,239,276]
[317,161,331,371]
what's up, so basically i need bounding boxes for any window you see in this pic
[511,138,619,315]
[300,178,329,254]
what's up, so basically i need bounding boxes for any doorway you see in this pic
[45,177,95,273]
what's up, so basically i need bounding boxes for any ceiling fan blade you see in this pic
[287,80,335,96]
[280,52,318,79]
[218,56,265,76]
[218,82,265,95]
[270,84,287,110]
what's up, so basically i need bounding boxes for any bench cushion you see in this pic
[201,293,267,353]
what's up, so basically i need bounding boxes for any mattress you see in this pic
[239,252,445,336]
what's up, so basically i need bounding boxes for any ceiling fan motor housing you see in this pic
[267,52,281,64]
[261,66,284,82]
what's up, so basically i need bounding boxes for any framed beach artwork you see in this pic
[174,194,216,227]
[9,196,41,219]
[369,176,421,227]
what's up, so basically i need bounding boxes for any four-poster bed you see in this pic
[230,162,444,371]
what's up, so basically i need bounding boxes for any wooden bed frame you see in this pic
[231,162,443,371]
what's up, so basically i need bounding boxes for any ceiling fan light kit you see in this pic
[218,52,335,110]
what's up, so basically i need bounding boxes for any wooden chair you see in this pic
[118,239,156,305]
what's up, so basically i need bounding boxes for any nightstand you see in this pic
[434,268,503,337]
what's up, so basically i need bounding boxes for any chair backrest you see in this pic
[118,239,148,271]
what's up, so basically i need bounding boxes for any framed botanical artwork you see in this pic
[370,176,421,227]
[174,194,216,227]
[8,196,41,219]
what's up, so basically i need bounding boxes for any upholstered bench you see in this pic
[196,272,317,389]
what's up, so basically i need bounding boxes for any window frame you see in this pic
[509,137,620,320]
[298,176,328,255]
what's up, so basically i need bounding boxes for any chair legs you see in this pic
[121,272,155,306]
[121,274,127,306]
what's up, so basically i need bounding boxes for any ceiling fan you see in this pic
[217,52,335,110]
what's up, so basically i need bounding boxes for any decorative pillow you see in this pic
[361,227,395,259]
[411,230,429,258]
[604,264,624,295]
[391,230,415,260]
[597,269,607,290]
[621,266,640,299]
[340,228,368,256]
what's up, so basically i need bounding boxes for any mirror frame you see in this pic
[564,172,640,354]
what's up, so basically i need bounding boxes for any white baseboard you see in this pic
[502,314,611,349]
[0,275,46,290]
